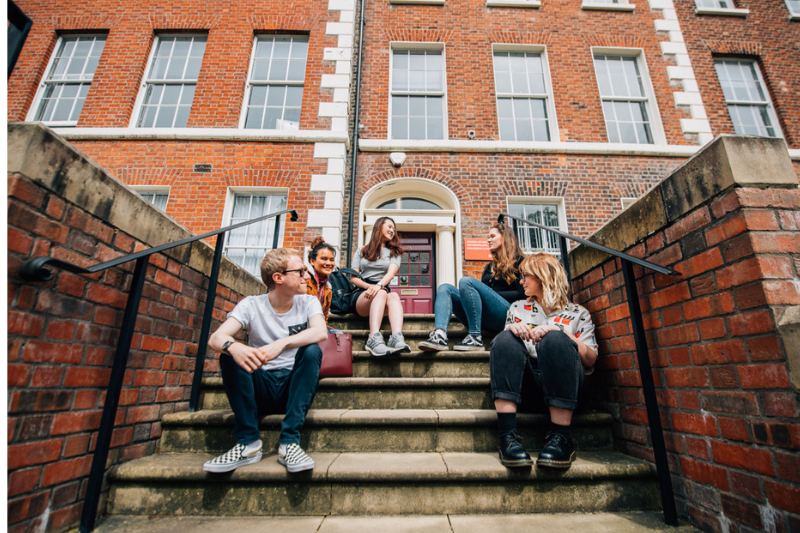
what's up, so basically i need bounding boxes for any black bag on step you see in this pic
[329,267,361,315]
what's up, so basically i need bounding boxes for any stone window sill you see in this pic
[581,2,635,11]
[695,7,749,17]
[486,0,541,7]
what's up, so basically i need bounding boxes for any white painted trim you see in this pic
[591,47,667,145]
[388,43,449,141]
[53,126,349,145]
[694,7,749,16]
[789,149,800,160]
[358,138,700,156]
[486,0,542,7]
[581,2,636,11]
[491,45,560,143]
[391,0,445,3]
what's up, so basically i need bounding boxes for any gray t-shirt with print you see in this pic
[228,293,323,371]
[351,246,402,283]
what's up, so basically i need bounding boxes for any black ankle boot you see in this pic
[537,432,575,469]
[498,431,533,467]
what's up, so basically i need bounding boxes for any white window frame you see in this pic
[130,186,170,212]
[492,44,559,143]
[694,0,749,16]
[26,34,107,127]
[785,0,800,19]
[238,34,308,131]
[506,197,568,256]
[388,42,448,141]
[391,0,444,4]
[592,47,666,145]
[129,34,207,129]
[221,188,289,277]
[486,0,541,8]
[714,58,783,139]
[621,197,637,210]
[582,0,635,11]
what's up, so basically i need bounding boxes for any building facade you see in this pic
[7,0,800,306]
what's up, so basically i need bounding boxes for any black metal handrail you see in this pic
[498,212,679,527]
[20,208,298,533]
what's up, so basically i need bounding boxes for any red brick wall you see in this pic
[356,152,686,279]
[7,0,337,130]
[571,187,800,533]
[69,140,326,243]
[7,173,242,533]
[357,0,694,144]
[674,0,800,148]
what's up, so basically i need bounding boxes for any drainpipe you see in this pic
[345,0,366,268]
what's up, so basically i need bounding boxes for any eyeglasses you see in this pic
[281,266,309,276]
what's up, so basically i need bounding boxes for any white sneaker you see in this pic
[203,440,262,473]
[278,443,315,473]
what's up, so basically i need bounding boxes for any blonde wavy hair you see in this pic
[519,253,570,311]
[260,248,300,290]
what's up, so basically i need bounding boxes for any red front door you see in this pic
[394,233,435,314]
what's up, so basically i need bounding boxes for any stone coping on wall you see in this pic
[7,122,266,298]
[568,134,799,279]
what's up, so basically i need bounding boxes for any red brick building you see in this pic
[8,0,800,306]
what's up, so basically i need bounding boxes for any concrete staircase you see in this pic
[101,314,676,529]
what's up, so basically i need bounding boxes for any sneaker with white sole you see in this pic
[387,332,411,354]
[418,330,448,352]
[203,440,263,473]
[454,334,484,351]
[278,443,315,473]
[365,332,390,356]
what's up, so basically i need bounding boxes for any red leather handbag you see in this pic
[319,331,353,378]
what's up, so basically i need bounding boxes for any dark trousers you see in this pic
[219,344,322,445]
[490,330,586,412]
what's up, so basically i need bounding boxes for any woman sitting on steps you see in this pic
[491,253,598,470]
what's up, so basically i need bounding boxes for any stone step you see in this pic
[107,451,661,517]
[159,409,614,454]
[201,377,493,410]
[352,350,488,378]
[329,314,452,333]
[94,512,695,533]
[346,330,487,351]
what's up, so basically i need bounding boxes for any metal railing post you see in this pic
[272,213,283,250]
[558,236,571,284]
[189,233,226,412]
[79,256,148,533]
[622,259,678,526]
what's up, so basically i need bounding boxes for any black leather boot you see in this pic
[498,431,533,467]
[537,432,575,469]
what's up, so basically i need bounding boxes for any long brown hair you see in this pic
[490,222,523,285]
[361,216,404,261]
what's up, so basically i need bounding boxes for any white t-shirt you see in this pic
[228,293,323,371]
[504,299,598,374]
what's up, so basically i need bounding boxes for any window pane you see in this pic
[715,58,780,138]
[224,193,288,277]
[244,36,307,130]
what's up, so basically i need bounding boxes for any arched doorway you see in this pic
[358,178,461,313]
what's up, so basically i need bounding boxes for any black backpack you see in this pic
[328,267,361,315]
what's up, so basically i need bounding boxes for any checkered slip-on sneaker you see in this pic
[365,332,390,356]
[203,440,263,473]
[387,332,411,354]
[278,443,315,473]
[453,334,484,351]
[418,330,448,352]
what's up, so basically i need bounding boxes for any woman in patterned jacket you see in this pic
[490,253,598,470]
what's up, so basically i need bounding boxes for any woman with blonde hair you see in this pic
[491,253,598,470]
[350,216,409,356]
[419,222,525,352]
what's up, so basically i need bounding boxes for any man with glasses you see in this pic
[204,248,327,473]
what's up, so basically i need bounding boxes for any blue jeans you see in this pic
[434,277,511,336]
[219,344,322,445]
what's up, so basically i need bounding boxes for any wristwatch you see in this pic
[221,340,236,354]
[376,283,383,289]
[554,324,565,331]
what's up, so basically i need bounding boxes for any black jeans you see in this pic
[490,330,586,412]
[219,344,322,445]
